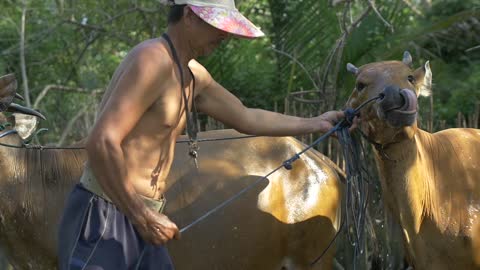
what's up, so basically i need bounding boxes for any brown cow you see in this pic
[0,73,343,270]
[345,52,480,269]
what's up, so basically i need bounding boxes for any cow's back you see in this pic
[166,129,342,269]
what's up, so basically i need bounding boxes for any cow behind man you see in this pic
[346,52,480,269]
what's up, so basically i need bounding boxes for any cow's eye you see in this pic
[356,82,366,92]
[408,75,416,84]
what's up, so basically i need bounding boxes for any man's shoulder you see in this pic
[128,39,172,74]
[188,59,213,91]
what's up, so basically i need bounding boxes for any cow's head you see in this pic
[0,74,46,144]
[345,51,432,146]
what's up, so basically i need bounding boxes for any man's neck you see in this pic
[165,26,196,67]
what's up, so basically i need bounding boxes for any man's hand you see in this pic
[315,110,360,134]
[315,110,344,133]
[134,209,181,246]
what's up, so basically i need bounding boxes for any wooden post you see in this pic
[456,112,463,128]
[207,116,214,131]
[327,137,332,160]
[284,97,289,115]
[474,101,479,129]
[308,111,313,145]
[429,94,434,132]
[197,118,202,131]
[299,100,304,143]
[292,100,297,117]
[439,120,446,130]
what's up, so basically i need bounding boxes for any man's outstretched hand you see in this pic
[315,110,359,134]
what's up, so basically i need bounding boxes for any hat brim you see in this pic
[189,6,265,39]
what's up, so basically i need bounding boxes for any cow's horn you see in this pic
[347,63,359,75]
[403,51,413,67]
[8,103,46,120]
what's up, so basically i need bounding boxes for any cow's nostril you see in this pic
[379,85,405,112]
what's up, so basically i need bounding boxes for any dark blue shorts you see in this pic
[58,184,174,270]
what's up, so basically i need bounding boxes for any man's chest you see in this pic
[146,86,195,129]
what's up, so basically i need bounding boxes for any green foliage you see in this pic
[1,0,168,144]
[434,61,480,123]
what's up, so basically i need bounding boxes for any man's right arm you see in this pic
[85,46,179,245]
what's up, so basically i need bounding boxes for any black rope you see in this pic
[0,141,84,150]
[339,128,369,269]
[0,135,261,150]
[175,134,258,143]
[310,219,346,266]
[308,110,375,267]
[162,33,200,165]
[325,112,375,269]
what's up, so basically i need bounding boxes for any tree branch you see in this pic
[60,5,165,83]
[63,33,102,83]
[33,85,103,109]
[320,3,372,95]
[1,21,66,57]
[466,45,480,53]
[271,47,319,90]
[57,103,90,146]
[63,19,106,32]
[20,0,31,107]
[366,0,394,33]
[401,0,424,16]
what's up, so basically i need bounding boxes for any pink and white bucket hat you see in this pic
[174,0,265,39]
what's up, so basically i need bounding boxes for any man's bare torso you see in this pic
[96,38,199,199]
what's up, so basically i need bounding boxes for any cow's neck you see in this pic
[373,129,436,234]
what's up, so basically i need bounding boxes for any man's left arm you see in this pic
[193,66,343,136]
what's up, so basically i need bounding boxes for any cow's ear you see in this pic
[12,113,38,140]
[413,61,432,97]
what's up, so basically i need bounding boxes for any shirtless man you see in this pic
[57,1,346,269]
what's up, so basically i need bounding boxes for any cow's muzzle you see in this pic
[377,85,417,127]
